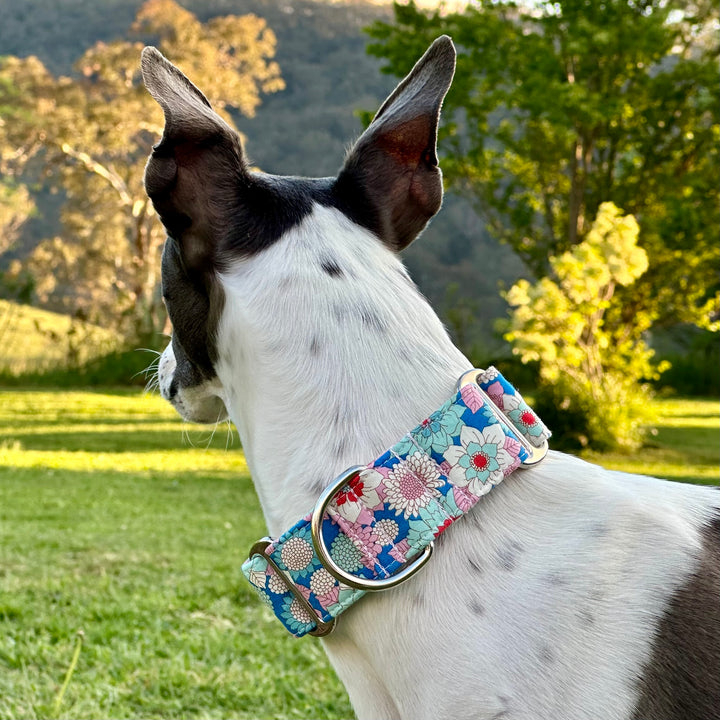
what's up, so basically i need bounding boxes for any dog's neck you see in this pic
[215,203,470,535]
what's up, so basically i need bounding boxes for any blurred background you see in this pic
[0,1,718,718]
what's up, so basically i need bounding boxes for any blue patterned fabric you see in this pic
[242,368,550,637]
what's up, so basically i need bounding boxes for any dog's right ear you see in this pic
[141,47,245,273]
[337,36,456,253]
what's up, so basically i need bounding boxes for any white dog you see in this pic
[141,37,719,720]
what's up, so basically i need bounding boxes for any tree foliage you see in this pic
[366,0,720,330]
[0,0,283,343]
[505,203,663,449]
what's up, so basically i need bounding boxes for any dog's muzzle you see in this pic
[158,344,228,424]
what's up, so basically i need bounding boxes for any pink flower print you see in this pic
[383,452,443,519]
[343,523,383,571]
[485,381,505,410]
[389,538,410,564]
[333,469,383,523]
[503,435,523,471]
[453,485,478,513]
[460,384,485,414]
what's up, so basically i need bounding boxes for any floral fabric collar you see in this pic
[242,367,551,637]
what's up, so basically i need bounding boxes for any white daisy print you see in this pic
[383,452,443,519]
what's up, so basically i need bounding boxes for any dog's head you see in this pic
[141,38,456,424]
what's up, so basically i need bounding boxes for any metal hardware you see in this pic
[247,538,336,637]
[456,368,548,467]
[310,466,434,591]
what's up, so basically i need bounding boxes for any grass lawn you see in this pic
[1,389,718,719]
[0,390,351,720]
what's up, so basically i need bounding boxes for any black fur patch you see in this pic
[320,257,344,278]
[632,516,720,719]
[161,237,220,384]
[218,173,387,261]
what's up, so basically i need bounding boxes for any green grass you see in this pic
[580,397,720,485]
[0,390,352,720]
[0,390,717,719]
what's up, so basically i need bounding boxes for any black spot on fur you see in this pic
[538,644,556,665]
[632,516,720,720]
[320,258,344,278]
[410,589,426,610]
[494,548,517,572]
[469,597,484,616]
[490,696,512,720]
[544,571,568,587]
[467,557,484,576]
[330,407,343,431]
[494,541,524,572]
[310,336,321,355]
[334,437,348,460]
[360,307,388,333]
[308,477,328,498]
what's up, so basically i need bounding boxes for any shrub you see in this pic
[504,203,666,451]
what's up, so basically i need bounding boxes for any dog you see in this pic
[140,37,719,720]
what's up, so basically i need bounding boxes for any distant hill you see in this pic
[0,300,119,374]
[0,0,524,355]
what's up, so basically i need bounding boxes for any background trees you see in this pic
[506,202,661,448]
[366,0,719,445]
[366,0,719,331]
[0,0,283,344]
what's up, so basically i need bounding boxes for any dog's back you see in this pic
[141,39,720,720]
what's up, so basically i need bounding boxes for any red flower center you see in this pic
[521,410,536,426]
[471,452,488,470]
[337,477,364,504]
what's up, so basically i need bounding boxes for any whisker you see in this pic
[182,424,197,448]
[224,420,234,451]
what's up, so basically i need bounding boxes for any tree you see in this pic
[0,74,35,262]
[366,0,720,330]
[0,0,284,343]
[505,203,662,450]
[0,181,33,260]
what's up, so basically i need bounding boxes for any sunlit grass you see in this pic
[0,389,717,719]
[581,397,720,485]
[0,389,352,720]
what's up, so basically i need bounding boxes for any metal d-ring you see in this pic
[310,466,434,592]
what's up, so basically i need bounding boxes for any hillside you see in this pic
[0,0,524,353]
[0,300,118,374]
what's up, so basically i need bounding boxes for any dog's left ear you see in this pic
[141,46,245,273]
[338,36,456,252]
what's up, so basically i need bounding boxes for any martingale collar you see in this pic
[242,367,551,637]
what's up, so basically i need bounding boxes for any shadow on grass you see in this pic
[3,428,237,453]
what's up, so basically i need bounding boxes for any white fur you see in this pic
[161,203,720,719]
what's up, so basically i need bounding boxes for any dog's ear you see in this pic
[141,46,244,273]
[338,36,456,252]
